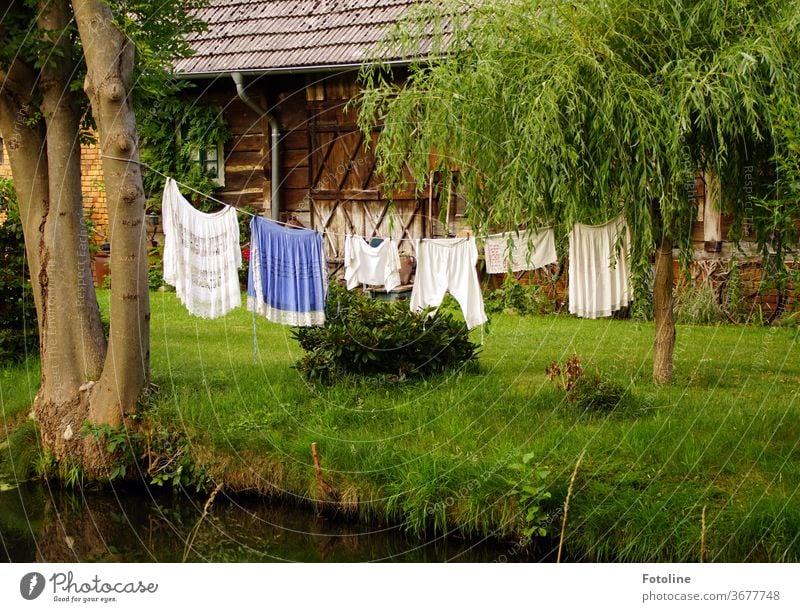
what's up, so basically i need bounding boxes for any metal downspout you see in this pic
[232,72,280,221]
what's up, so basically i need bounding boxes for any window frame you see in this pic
[191,140,225,188]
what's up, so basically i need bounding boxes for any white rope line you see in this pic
[101,154,463,240]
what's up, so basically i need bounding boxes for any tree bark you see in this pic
[0,59,48,338]
[37,0,106,396]
[3,1,148,474]
[652,233,676,385]
[2,4,110,468]
[31,0,109,467]
[72,0,150,426]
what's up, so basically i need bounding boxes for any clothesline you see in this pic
[161,165,632,336]
[103,154,259,217]
[102,154,464,241]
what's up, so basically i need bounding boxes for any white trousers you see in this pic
[410,237,488,329]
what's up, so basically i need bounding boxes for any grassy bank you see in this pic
[2,290,799,561]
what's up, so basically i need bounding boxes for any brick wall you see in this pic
[80,142,108,244]
[1,136,108,241]
[0,138,12,180]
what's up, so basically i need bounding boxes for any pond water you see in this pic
[0,483,544,562]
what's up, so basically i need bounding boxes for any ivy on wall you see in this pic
[136,89,230,213]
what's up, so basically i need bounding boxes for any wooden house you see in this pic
[2,1,792,314]
[165,0,768,298]
[166,0,456,273]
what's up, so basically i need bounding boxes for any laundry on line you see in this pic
[344,235,402,293]
[158,175,632,327]
[247,216,328,327]
[161,178,242,319]
[483,227,558,274]
[568,214,632,319]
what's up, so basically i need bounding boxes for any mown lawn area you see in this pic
[2,289,799,561]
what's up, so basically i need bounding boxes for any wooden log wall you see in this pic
[177,73,479,256]
[215,93,269,210]
[270,73,433,271]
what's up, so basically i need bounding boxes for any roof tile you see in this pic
[175,0,422,74]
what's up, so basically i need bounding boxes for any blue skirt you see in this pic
[246,217,327,326]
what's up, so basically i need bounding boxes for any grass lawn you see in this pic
[2,289,799,561]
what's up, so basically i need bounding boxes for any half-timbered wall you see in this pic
[271,73,433,272]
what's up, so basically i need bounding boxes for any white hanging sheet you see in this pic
[568,215,631,319]
[162,178,241,318]
[484,228,557,274]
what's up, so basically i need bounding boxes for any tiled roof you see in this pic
[174,0,424,75]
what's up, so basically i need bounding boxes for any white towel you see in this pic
[484,228,557,274]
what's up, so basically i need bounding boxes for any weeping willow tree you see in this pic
[357,0,800,384]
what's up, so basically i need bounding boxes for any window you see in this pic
[191,141,225,187]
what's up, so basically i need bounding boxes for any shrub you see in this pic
[546,355,632,413]
[0,179,38,363]
[292,283,480,384]
[504,453,553,541]
[485,275,556,315]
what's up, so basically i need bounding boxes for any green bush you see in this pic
[485,275,556,315]
[546,355,633,413]
[0,179,38,363]
[292,283,480,384]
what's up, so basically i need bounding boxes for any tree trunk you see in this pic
[34,1,107,464]
[1,2,109,469]
[652,233,676,385]
[0,59,48,338]
[2,1,148,475]
[72,0,150,426]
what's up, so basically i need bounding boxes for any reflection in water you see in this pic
[0,484,547,562]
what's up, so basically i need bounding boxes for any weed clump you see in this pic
[568,370,628,412]
[546,354,632,413]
